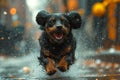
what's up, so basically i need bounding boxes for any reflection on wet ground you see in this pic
[0,51,120,80]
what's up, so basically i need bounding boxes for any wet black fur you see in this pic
[36,10,82,75]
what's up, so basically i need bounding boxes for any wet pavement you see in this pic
[0,50,120,80]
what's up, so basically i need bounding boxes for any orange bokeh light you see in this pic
[10,8,16,15]
[92,2,106,17]
[67,0,78,11]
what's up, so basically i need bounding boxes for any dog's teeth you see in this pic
[55,35,63,39]
[56,36,62,39]
[54,33,63,40]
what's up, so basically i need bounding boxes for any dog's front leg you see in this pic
[57,54,75,72]
[40,48,56,75]
[57,45,75,72]
[66,51,75,65]
[45,57,56,75]
[57,56,68,72]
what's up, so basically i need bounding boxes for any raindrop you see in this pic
[95,59,101,64]
[101,38,104,40]
[8,37,11,40]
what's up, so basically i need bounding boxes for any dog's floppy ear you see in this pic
[65,11,82,29]
[36,10,50,27]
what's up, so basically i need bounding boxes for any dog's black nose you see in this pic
[56,26,62,30]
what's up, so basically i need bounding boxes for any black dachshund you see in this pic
[36,10,81,75]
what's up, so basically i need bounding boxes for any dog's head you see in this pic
[36,10,81,43]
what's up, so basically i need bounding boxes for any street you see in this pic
[0,50,120,80]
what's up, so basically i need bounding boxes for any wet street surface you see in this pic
[1,50,120,80]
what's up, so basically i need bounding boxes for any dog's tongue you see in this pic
[54,33,63,40]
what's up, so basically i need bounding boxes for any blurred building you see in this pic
[0,0,32,56]
[0,0,12,29]
[8,0,32,27]
[0,0,32,28]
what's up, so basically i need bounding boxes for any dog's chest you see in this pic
[49,44,67,55]
[40,33,75,57]
[47,44,72,61]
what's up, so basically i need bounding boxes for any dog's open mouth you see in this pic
[53,32,63,40]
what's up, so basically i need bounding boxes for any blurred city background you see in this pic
[0,0,120,80]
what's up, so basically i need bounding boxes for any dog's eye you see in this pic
[49,19,56,23]
[62,19,68,24]
[50,18,56,23]
[61,17,68,23]
[48,19,56,26]
[61,19,69,27]
[50,19,56,23]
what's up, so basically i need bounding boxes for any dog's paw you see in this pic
[46,69,56,75]
[46,65,56,75]
[45,57,56,75]
[57,56,69,72]
[57,65,69,72]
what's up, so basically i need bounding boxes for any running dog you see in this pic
[36,10,82,75]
